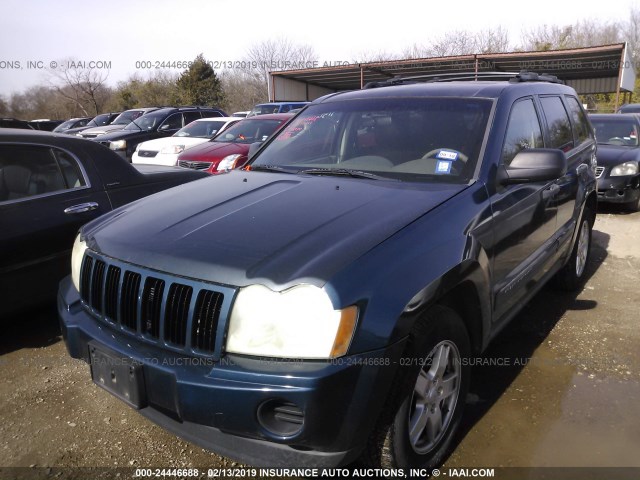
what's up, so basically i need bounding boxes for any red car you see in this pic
[176,113,292,174]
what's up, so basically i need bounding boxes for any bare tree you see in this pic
[219,69,266,114]
[0,96,8,116]
[106,71,179,111]
[350,50,399,63]
[47,59,111,115]
[476,26,511,53]
[243,38,318,97]
[401,43,430,59]
[403,27,511,59]
[520,20,621,51]
[623,6,640,63]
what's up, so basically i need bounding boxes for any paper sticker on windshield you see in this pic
[436,150,459,161]
[436,160,452,174]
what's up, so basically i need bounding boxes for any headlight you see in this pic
[217,154,242,171]
[71,234,87,293]
[610,162,639,176]
[110,140,127,151]
[160,144,185,154]
[226,284,358,359]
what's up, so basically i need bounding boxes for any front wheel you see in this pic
[361,306,471,470]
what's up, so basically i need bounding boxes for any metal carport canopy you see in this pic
[270,43,636,107]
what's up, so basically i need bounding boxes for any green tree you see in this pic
[176,54,224,106]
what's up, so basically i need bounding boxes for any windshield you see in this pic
[592,118,639,146]
[249,104,280,116]
[212,119,284,144]
[251,97,492,183]
[113,110,145,126]
[175,120,227,138]
[53,120,76,132]
[86,113,112,127]
[124,112,162,131]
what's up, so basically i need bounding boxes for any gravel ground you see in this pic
[1,206,639,478]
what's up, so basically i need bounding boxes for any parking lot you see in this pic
[1,206,639,475]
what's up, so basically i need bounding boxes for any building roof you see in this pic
[270,44,636,103]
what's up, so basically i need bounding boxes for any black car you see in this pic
[617,103,640,114]
[64,112,121,136]
[0,129,208,318]
[78,108,160,139]
[28,119,64,131]
[95,106,228,160]
[59,73,596,469]
[52,117,92,133]
[590,113,640,211]
[0,118,33,129]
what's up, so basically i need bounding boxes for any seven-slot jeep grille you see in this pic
[79,252,232,357]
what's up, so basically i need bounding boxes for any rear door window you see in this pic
[565,96,591,145]
[0,145,84,202]
[540,96,574,151]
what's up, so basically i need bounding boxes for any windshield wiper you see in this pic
[299,168,389,180]
[249,164,298,174]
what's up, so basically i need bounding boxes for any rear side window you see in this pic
[0,145,85,202]
[540,96,574,151]
[54,150,87,188]
[565,96,591,145]
[201,110,224,118]
[183,112,201,125]
[502,98,544,165]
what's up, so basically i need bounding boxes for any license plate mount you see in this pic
[88,342,147,409]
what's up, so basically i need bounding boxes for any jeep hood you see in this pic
[83,171,468,289]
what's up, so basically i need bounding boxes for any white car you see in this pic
[132,117,241,166]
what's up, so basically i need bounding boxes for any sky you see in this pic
[0,0,635,97]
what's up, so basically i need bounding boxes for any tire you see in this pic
[360,305,471,471]
[554,207,593,291]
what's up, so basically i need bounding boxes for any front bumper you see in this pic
[58,276,404,467]
[597,175,640,204]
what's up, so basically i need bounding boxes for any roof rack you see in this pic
[362,70,563,89]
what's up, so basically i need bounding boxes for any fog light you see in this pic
[257,400,304,437]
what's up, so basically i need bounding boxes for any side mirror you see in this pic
[247,141,263,161]
[498,149,567,185]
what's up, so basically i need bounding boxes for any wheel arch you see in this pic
[398,260,492,356]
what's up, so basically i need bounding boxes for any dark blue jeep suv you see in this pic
[58,73,597,470]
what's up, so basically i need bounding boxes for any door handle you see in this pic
[64,202,99,214]
[542,184,560,201]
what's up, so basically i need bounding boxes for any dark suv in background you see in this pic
[60,72,596,470]
[94,106,227,160]
[63,112,121,136]
[78,108,159,139]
